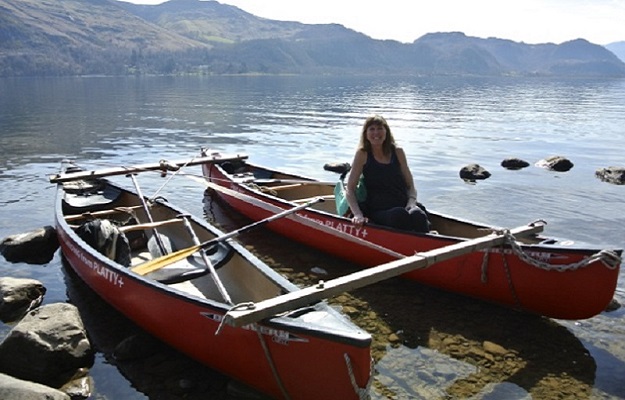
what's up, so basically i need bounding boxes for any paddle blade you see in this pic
[147,233,174,258]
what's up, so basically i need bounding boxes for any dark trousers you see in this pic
[369,205,430,233]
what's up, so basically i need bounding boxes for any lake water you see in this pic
[1,75,624,399]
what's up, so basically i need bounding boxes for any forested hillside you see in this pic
[1,0,624,77]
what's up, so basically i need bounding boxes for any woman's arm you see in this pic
[396,147,418,207]
[346,150,368,224]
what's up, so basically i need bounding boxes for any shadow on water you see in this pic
[203,190,597,400]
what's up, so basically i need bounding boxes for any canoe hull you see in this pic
[54,175,371,400]
[202,160,621,320]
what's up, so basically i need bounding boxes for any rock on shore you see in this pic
[0,303,94,388]
[0,277,46,323]
[0,373,70,400]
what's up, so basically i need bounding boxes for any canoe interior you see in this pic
[58,172,373,400]
[219,160,547,245]
[62,181,287,305]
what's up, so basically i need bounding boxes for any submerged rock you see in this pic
[0,226,59,264]
[595,166,625,185]
[113,333,162,361]
[605,298,621,312]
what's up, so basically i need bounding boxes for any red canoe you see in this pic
[200,151,622,320]
[50,157,372,400]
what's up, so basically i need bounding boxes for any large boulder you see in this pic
[0,226,59,264]
[0,303,94,388]
[0,277,46,323]
[0,373,70,400]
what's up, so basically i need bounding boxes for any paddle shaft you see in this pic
[132,197,325,275]
[128,173,168,256]
[180,215,233,304]
[223,222,545,327]
[190,176,405,258]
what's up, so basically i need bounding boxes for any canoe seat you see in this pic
[62,182,123,213]
[145,241,234,285]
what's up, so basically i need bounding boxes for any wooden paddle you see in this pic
[132,197,325,276]
[128,173,169,256]
[221,222,545,327]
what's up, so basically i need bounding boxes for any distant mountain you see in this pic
[115,0,312,43]
[1,0,624,77]
[606,41,625,62]
[0,0,204,75]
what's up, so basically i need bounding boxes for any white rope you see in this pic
[215,302,256,335]
[255,329,291,400]
[344,353,371,400]
[149,157,196,201]
[215,301,291,400]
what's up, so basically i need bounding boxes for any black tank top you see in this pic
[362,148,408,213]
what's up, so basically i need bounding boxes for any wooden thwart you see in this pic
[64,205,143,222]
[223,222,545,327]
[252,179,337,186]
[49,154,248,183]
[119,218,183,233]
[292,195,335,204]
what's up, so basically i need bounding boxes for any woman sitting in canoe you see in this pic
[345,115,431,233]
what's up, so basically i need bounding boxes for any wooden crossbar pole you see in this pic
[223,222,545,327]
[49,154,248,183]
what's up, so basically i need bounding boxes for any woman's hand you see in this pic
[351,215,368,226]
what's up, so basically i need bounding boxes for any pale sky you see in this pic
[123,0,625,45]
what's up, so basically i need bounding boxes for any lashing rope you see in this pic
[215,302,292,400]
[344,353,372,400]
[215,302,255,335]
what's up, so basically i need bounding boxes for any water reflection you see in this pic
[62,258,235,400]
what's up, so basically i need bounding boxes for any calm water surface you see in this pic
[1,75,624,399]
